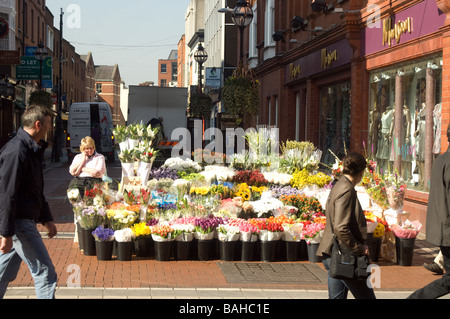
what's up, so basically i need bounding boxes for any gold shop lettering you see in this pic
[289,63,301,80]
[321,48,338,69]
[382,17,412,46]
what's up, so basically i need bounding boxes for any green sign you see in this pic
[16,56,52,81]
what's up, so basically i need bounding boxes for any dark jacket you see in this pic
[0,128,53,237]
[316,175,367,256]
[425,147,450,247]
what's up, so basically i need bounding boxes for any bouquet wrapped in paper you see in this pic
[172,224,195,242]
[226,218,259,242]
[151,224,175,242]
[250,219,283,241]
[217,224,240,242]
[384,172,407,211]
[282,223,304,242]
[301,221,325,244]
[391,220,422,238]
[114,228,135,242]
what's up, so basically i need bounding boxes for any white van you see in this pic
[67,102,115,163]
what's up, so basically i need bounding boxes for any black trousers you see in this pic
[407,246,450,299]
[68,176,103,196]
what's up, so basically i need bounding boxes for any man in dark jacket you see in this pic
[0,105,57,299]
[408,125,450,299]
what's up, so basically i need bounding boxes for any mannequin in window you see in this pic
[401,103,413,181]
[369,102,381,158]
[376,105,393,174]
[433,103,442,158]
[414,103,426,186]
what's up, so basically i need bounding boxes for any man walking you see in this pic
[408,125,450,299]
[0,105,58,299]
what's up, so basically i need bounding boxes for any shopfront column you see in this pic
[425,68,436,190]
[394,74,403,174]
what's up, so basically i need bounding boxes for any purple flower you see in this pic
[92,226,114,242]
[146,218,159,226]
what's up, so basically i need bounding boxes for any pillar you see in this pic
[425,68,436,190]
[394,74,403,174]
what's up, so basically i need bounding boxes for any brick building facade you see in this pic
[250,0,450,231]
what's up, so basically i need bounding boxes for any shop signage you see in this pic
[382,17,412,47]
[321,48,338,69]
[362,0,445,56]
[284,38,352,84]
[289,63,301,80]
[0,50,20,65]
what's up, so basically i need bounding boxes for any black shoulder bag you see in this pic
[328,216,370,280]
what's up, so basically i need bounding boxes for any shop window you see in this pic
[368,56,442,191]
[319,81,351,166]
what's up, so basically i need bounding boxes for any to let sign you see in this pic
[16,56,52,81]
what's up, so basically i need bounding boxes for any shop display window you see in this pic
[319,81,351,166]
[368,56,442,191]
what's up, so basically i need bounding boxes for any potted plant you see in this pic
[188,92,213,119]
[222,67,259,126]
[92,226,115,261]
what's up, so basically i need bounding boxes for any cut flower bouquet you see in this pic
[92,226,115,242]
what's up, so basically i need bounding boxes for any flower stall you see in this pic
[67,127,420,265]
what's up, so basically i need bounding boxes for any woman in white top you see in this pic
[68,136,106,195]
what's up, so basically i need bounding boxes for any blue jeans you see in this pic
[0,219,57,299]
[322,255,376,299]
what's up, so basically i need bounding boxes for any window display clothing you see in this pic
[433,103,442,155]
[369,104,381,158]
[415,104,426,162]
[390,106,413,163]
[376,108,393,160]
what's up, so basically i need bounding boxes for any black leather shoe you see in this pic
[423,262,444,275]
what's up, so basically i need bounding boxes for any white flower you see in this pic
[67,188,80,200]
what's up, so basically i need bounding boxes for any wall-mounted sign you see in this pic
[321,48,338,69]
[289,63,301,80]
[362,0,445,56]
[285,39,352,84]
[383,17,412,47]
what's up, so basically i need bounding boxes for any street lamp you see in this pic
[34,43,48,90]
[231,0,254,68]
[194,43,208,93]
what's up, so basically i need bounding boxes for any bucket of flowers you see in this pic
[92,226,115,261]
[391,220,422,266]
[250,218,283,262]
[114,228,134,261]
[216,224,239,261]
[131,221,154,258]
[301,218,326,263]
[193,217,217,261]
[151,224,175,261]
